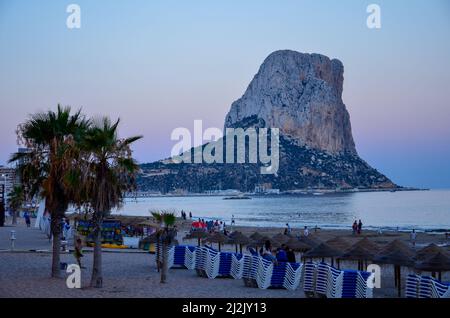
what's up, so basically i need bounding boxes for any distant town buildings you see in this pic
[254,183,280,194]
[0,166,17,200]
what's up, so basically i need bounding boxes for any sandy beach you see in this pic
[1,216,449,298]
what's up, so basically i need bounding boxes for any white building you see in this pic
[0,166,17,200]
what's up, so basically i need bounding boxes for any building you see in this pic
[0,166,17,201]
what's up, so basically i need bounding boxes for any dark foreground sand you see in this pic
[1,217,449,298]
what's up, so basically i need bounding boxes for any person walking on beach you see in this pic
[231,215,235,226]
[410,229,417,247]
[303,226,309,237]
[357,219,363,235]
[74,238,84,268]
[189,212,192,219]
[24,211,31,228]
[352,220,358,235]
[285,223,291,235]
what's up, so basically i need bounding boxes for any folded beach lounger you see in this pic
[203,247,221,279]
[256,257,274,289]
[218,252,240,277]
[430,278,450,298]
[405,274,420,298]
[194,246,208,277]
[242,255,259,287]
[326,265,344,298]
[313,263,373,298]
[184,245,197,269]
[316,262,332,296]
[356,271,374,298]
[172,245,189,267]
[418,275,433,298]
[283,262,303,291]
[303,261,318,296]
[341,270,359,298]
[230,253,245,279]
[415,275,450,298]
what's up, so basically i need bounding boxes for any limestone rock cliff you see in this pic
[224,50,356,154]
[137,50,397,192]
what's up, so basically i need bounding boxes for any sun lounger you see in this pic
[230,253,245,279]
[408,275,450,298]
[303,261,318,296]
[312,262,374,298]
[283,262,303,290]
[406,274,420,298]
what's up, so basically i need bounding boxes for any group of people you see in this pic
[257,240,296,265]
[191,218,231,236]
[352,219,363,235]
[284,223,312,237]
[180,210,192,220]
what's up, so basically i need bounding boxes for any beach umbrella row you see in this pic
[180,229,450,298]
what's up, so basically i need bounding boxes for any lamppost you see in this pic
[0,182,5,227]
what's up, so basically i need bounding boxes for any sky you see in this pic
[0,0,449,189]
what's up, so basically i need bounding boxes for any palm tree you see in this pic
[7,185,25,225]
[151,211,177,283]
[9,105,89,278]
[78,117,142,288]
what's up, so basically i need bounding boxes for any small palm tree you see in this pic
[151,211,177,283]
[7,185,25,225]
[78,117,142,288]
[10,105,89,278]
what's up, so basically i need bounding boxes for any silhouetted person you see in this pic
[357,219,363,235]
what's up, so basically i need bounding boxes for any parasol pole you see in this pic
[394,265,397,287]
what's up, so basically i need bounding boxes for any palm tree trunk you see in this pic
[161,240,168,283]
[156,238,161,272]
[50,215,62,278]
[12,210,17,225]
[90,221,103,288]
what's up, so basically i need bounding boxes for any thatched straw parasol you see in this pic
[374,245,416,297]
[205,232,229,251]
[247,236,280,250]
[250,232,264,241]
[326,236,352,252]
[298,235,322,249]
[285,238,311,253]
[379,239,415,258]
[183,231,208,246]
[415,243,448,261]
[339,245,376,270]
[227,231,251,253]
[353,237,380,253]
[138,220,160,228]
[415,252,450,281]
[303,242,343,266]
[272,233,290,244]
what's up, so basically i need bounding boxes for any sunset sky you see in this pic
[1,0,449,188]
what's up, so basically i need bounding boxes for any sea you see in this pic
[112,190,450,232]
